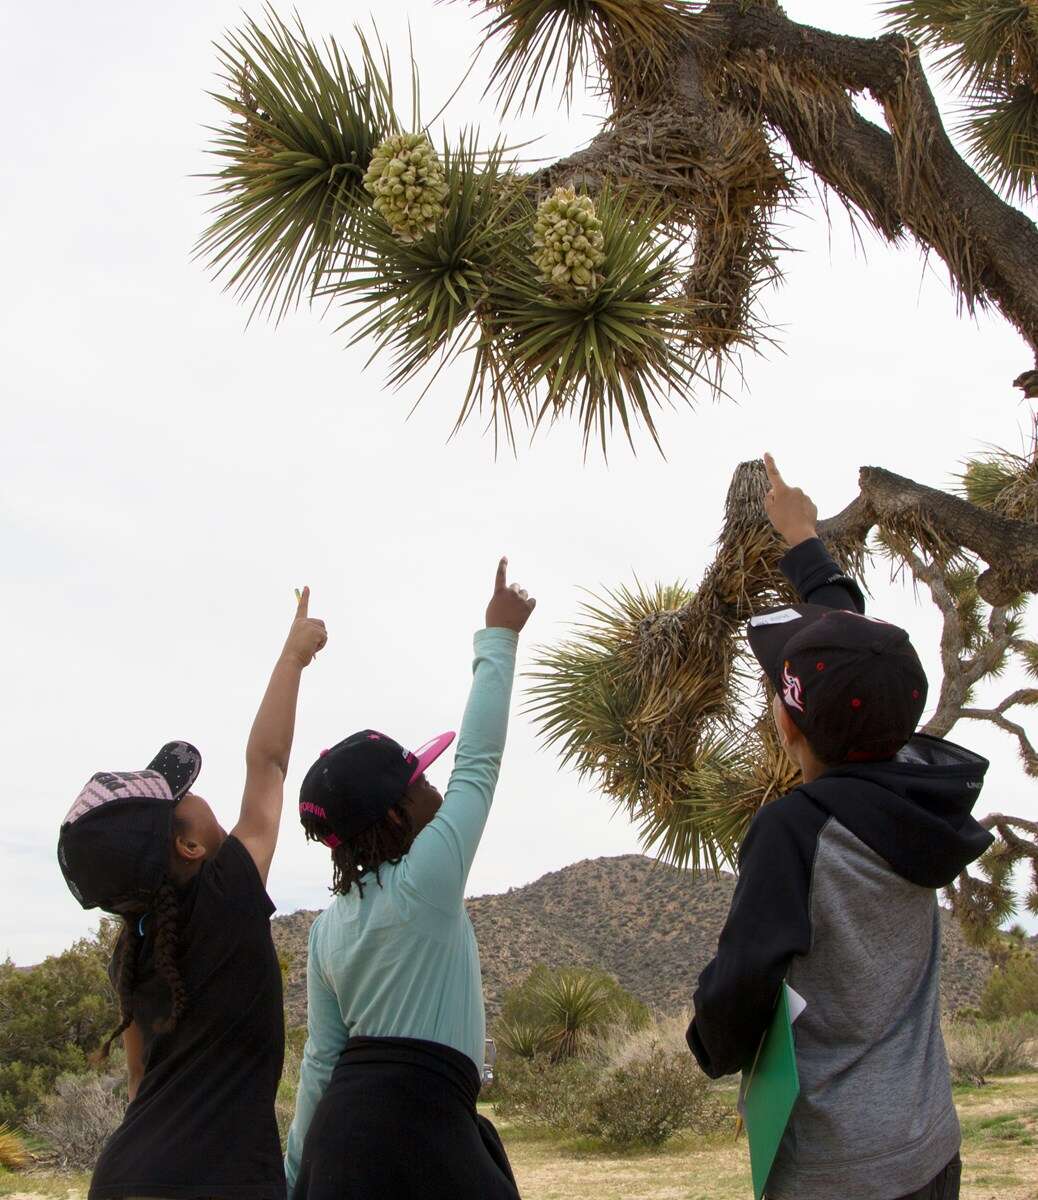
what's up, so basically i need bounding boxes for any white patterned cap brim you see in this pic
[58,742,202,913]
[62,741,202,827]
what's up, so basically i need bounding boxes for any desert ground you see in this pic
[3,1076,1035,1200]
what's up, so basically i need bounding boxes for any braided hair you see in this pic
[95,917,142,1063]
[150,877,187,1033]
[95,876,187,1059]
[303,806,415,898]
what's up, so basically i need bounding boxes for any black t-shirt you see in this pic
[90,835,286,1200]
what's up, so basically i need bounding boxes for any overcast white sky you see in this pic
[3,1,1037,964]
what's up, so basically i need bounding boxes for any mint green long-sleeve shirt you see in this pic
[284,627,518,1191]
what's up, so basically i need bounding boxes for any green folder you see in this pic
[741,983,801,1200]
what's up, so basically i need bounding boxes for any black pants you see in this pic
[893,1154,961,1200]
[292,1036,521,1200]
[766,1153,962,1200]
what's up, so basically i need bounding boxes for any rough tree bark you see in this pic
[819,468,1038,606]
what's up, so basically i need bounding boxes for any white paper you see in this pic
[749,609,803,627]
[786,984,807,1024]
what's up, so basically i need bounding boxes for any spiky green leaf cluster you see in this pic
[197,10,398,322]
[959,428,1038,523]
[883,0,1038,197]
[474,0,689,112]
[330,137,528,440]
[525,577,795,871]
[497,1020,547,1060]
[363,132,450,241]
[945,565,986,652]
[480,194,704,453]
[531,187,607,292]
[532,970,616,1061]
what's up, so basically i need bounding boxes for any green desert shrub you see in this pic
[492,1056,599,1130]
[0,925,119,1127]
[27,1068,126,1169]
[944,1017,1037,1086]
[579,1048,729,1148]
[494,1009,729,1148]
[980,953,1038,1020]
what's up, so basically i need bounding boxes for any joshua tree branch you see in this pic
[818,467,1038,606]
[522,2,1038,392]
[902,550,971,739]
[959,707,1038,776]
[692,2,1038,390]
[980,813,1038,838]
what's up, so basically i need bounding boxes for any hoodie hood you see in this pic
[797,733,993,888]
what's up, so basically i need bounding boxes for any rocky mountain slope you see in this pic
[272,854,993,1028]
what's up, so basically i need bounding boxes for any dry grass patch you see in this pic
[494,1075,1038,1200]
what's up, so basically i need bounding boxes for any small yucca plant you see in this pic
[535,970,615,1061]
[0,1123,31,1170]
[497,1019,548,1060]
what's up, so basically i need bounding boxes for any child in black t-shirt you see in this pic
[58,589,327,1200]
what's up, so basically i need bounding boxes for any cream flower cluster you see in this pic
[531,186,607,292]
[363,132,449,241]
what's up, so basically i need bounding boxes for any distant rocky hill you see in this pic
[272,854,994,1028]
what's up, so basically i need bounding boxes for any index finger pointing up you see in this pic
[763,452,786,490]
[495,556,508,592]
[296,585,310,619]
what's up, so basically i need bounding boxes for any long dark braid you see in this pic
[95,876,187,1058]
[151,877,187,1034]
[303,806,415,897]
[95,917,142,1063]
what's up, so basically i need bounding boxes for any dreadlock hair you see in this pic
[302,805,415,898]
[94,877,188,1061]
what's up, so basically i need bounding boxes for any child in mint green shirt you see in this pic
[286,559,535,1200]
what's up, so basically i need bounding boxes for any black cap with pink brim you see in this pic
[298,729,456,847]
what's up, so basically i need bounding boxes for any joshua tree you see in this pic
[197,2,1038,938]
[199,1,1038,451]
[528,438,1038,944]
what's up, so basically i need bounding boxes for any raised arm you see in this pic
[233,587,327,884]
[764,452,865,614]
[400,558,536,912]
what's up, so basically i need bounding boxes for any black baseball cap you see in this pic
[57,742,203,915]
[747,604,928,764]
[299,728,455,848]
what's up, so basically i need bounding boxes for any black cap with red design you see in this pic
[746,604,928,764]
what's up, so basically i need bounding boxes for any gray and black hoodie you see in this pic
[688,539,992,1200]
